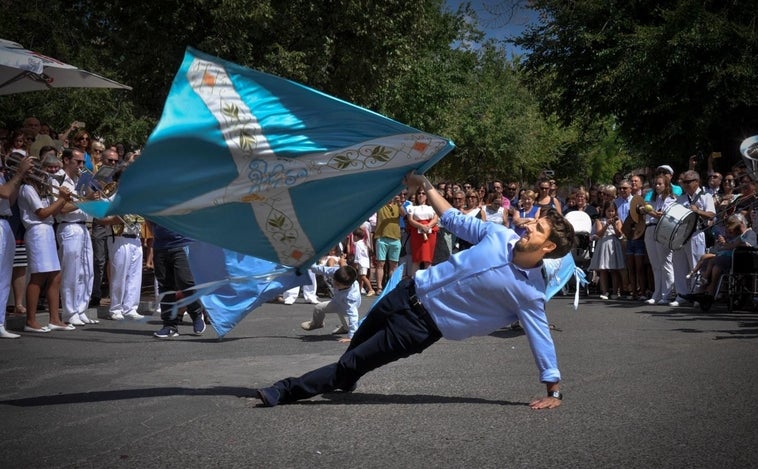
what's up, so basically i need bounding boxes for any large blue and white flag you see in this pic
[79,47,454,336]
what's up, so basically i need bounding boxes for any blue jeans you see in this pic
[271,278,441,404]
[154,247,203,327]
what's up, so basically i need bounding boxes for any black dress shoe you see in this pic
[255,387,280,407]
[699,294,715,312]
[681,293,704,303]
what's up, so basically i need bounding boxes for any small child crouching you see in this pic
[300,258,361,344]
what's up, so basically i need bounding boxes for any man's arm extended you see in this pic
[403,172,452,217]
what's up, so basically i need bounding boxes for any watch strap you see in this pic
[548,390,563,400]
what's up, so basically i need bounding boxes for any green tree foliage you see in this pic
[516,0,758,167]
[0,0,582,186]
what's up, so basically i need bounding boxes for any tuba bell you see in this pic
[739,135,758,182]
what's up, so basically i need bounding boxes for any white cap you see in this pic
[656,165,674,175]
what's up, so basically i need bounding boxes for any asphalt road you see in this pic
[1,294,757,468]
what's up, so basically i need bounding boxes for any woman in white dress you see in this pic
[17,159,74,332]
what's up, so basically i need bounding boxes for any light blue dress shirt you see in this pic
[414,208,560,383]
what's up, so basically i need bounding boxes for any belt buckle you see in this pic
[409,294,422,309]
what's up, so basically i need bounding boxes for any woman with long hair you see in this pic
[643,176,676,305]
[16,155,74,332]
[403,187,439,276]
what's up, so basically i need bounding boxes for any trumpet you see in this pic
[4,152,82,201]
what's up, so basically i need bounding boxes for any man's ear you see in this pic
[541,240,557,254]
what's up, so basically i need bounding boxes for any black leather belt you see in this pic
[408,280,441,337]
[119,234,139,239]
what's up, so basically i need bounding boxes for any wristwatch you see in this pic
[547,390,563,400]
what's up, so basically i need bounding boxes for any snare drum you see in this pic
[654,203,697,250]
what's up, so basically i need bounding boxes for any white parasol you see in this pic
[0,39,131,95]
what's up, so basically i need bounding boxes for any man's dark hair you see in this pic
[542,208,575,259]
[334,265,358,286]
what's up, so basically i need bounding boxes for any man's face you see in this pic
[708,173,722,188]
[631,176,642,190]
[493,182,503,193]
[66,152,86,175]
[23,118,40,136]
[515,217,554,254]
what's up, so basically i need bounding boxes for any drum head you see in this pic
[655,203,697,250]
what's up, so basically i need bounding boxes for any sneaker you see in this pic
[611,294,620,300]
[124,311,144,320]
[626,294,635,300]
[193,315,206,335]
[300,321,324,331]
[67,315,86,326]
[668,300,680,307]
[331,325,348,334]
[365,290,376,297]
[599,293,609,300]
[154,326,179,339]
[109,312,125,321]
[644,298,656,305]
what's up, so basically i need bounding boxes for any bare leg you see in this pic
[46,271,65,326]
[25,273,44,329]
[11,266,26,313]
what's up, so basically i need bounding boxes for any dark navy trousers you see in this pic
[271,278,442,404]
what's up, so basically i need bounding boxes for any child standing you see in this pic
[300,258,361,343]
[589,202,626,299]
[351,228,375,296]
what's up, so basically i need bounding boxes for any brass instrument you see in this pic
[739,135,758,182]
[3,152,81,201]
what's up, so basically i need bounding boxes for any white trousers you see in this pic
[282,269,318,304]
[673,231,705,297]
[311,300,346,328]
[57,222,94,319]
[108,236,143,315]
[0,220,14,326]
[645,226,674,302]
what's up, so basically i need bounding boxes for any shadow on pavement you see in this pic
[315,392,528,407]
[0,386,256,407]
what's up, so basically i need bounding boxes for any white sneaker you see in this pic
[0,325,20,339]
[300,321,323,331]
[599,293,609,300]
[67,315,86,326]
[123,311,144,320]
[78,312,99,324]
[109,312,125,321]
[331,325,348,334]
[644,298,656,305]
[668,300,680,307]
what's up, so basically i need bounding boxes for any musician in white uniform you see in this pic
[0,153,33,338]
[670,170,716,306]
[98,155,144,321]
[17,153,74,332]
[53,148,97,325]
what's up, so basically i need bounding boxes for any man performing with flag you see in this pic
[255,171,575,410]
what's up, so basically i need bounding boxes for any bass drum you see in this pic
[654,203,697,250]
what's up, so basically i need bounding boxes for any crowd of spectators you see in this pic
[3,116,756,340]
[0,116,202,339]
